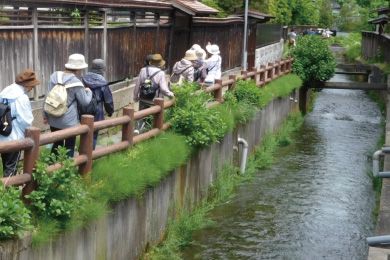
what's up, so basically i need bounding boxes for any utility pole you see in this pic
[242,0,249,70]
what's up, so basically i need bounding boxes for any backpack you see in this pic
[194,67,202,82]
[169,66,192,88]
[140,67,162,100]
[0,99,15,137]
[78,90,98,116]
[44,72,84,117]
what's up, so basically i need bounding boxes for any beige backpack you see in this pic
[44,71,84,117]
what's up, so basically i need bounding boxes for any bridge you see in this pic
[320,63,387,90]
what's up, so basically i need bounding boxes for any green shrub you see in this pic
[0,184,32,240]
[291,35,336,87]
[26,147,88,222]
[345,43,362,62]
[223,91,259,124]
[170,82,227,148]
[235,79,264,107]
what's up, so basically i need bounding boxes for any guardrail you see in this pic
[0,57,294,201]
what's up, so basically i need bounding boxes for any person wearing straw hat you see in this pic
[133,54,174,133]
[193,49,207,83]
[204,43,222,86]
[42,53,92,158]
[81,58,114,149]
[170,49,197,84]
[0,69,40,177]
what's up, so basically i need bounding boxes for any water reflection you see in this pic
[182,73,382,259]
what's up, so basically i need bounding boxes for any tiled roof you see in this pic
[4,0,172,9]
[193,17,244,24]
[171,0,219,16]
[231,10,275,20]
[368,14,389,24]
[370,6,390,14]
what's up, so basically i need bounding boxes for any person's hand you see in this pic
[42,118,48,124]
[85,87,90,92]
[207,42,211,45]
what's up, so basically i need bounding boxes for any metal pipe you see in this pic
[373,150,384,178]
[367,235,390,247]
[238,137,248,174]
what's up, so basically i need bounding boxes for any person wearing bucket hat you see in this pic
[204,43,222,86]
[42,53,92,158]
[170,49,197,84]
[0,69,40,177]
[81,59,114,149]
[133,53,173,133]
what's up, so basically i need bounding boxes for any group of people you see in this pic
[133,42,222,133]
[0,54,114,178]
[0,42,222,177]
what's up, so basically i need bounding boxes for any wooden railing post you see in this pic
[214,79,223,103]
[281,58,286,74]
[122,107,134,146]
[251,67,258,85]
[268,62,275,80]
[229,75,237,91]
[241,70,248,81]
[275,61,280,78]
[22,127,40,202]
[153,98,164,129]
[79,115,94,176]
[260,65,266,87]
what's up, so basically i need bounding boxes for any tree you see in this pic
[291,0,319,25]
[318,0,334,28]
[269,0,292,25]
[290,35,336,88]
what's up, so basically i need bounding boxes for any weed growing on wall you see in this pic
[0,184,32,240]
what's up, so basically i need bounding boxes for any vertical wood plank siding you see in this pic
[192,23,243,71]
[362,31,390,63]
[0,7,244,97]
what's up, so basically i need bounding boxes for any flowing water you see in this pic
[181,73,383,259]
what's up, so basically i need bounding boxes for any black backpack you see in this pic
[140,67,162,100]
[78,91,98,116]
[0,99,15,137]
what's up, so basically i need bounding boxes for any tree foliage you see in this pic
[290,35,336,87]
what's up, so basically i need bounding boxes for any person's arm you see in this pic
[157,71,174,98]
[102,85,114,117]
[134,69,144,102]
[15,95,34,131]
[187,66,194,83]
[75,85,92,106]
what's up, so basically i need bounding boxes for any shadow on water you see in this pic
[181,73,383,259]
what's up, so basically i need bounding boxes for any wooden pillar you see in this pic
[214,79,223,103]
[260,65,266,87]
[153,98,164,129]
[250,67,258,85]
[268,62,274,80]
[103,9,108,67]
[154,13,160,53]
[229,75,237,91]
[131,12,137,78]
[241,70,248,81]
[79,115,94,176]
[22,127,40,202]
[32,7,39,101]
[167,12,175,72]
[84,8,89,64]
[122,107,134,147]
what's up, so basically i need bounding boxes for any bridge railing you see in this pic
[362,31,390,63]
[0,57,294,200]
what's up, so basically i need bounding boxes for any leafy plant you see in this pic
[234,79,265,107]
[0,184,32,239]
[290,35,336,88]
[26,147,88,222]
[170,82,227,148]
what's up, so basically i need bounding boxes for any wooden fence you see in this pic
[362,31,390,62]
[0,5,244,101]
[0,57,294,201]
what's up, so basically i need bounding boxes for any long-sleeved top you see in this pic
[172,59,194,83]
[133,66,174,104]
[204,54,222,84]
[82,72,114,121]
[0,84,33,141]
[43,71,92,129]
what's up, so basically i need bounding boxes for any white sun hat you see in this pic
[65,53,88,70]
[190,44,201,51]
[206,44,220,55]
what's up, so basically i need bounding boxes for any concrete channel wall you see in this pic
[0,89,301,260]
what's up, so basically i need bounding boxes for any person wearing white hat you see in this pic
[204,43,222,86]
[42,53,92,158]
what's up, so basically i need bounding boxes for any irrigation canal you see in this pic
[181,73,383,259]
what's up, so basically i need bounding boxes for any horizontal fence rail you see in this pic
[0,57,294,201]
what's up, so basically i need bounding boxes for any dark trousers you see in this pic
[50,126,77,158]
[135,100,152,132]
[1,151,21,177]
[93,131,98,150]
